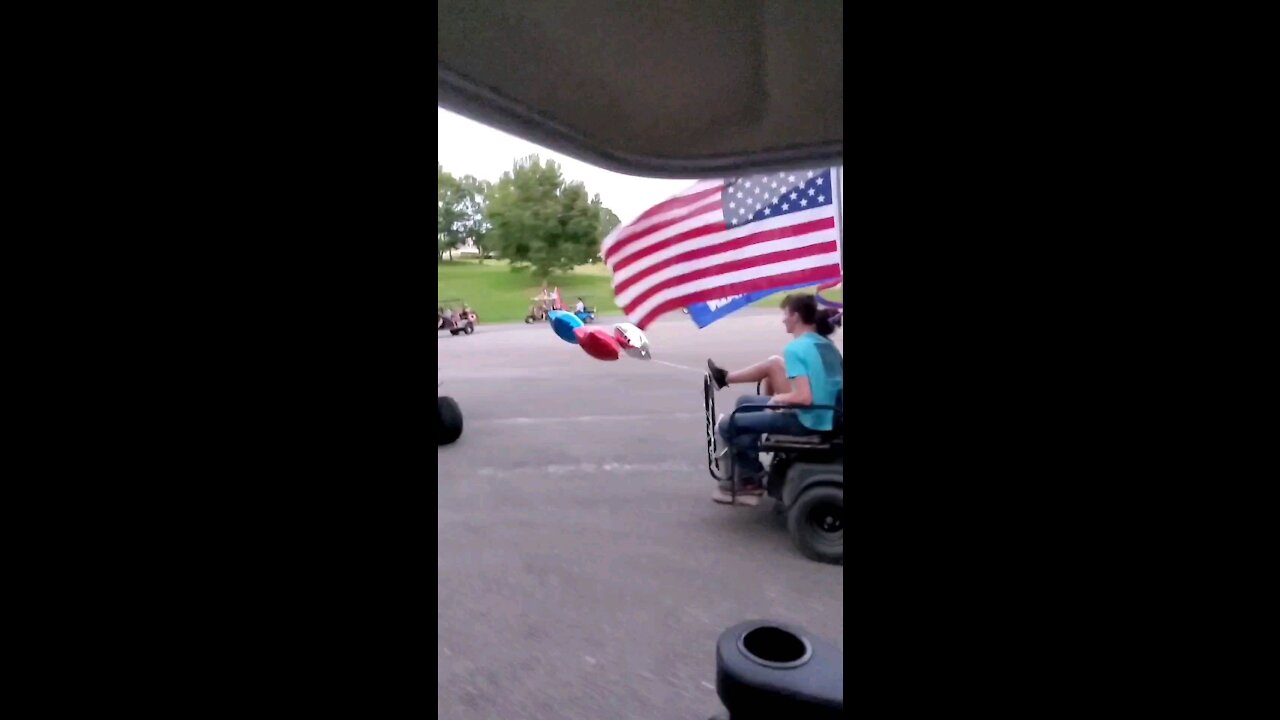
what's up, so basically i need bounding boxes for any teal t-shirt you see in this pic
[783,333,844,431]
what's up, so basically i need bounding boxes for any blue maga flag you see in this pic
[684,281,817,328]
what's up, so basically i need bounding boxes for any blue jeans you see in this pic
[716,395,818,475]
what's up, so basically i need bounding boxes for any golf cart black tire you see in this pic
[450,328,461,335]
[788,485,843,564]
[525,316,534,323]
[463,322,475,335]
[438,396,463,445]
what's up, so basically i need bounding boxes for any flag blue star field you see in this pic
[601,167,843,329]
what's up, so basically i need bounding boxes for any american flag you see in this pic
[601,167,843,329]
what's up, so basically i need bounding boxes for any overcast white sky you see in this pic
[438,108,695,226]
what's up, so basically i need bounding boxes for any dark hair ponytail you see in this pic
[781,294,840,337]
[815,308,838,337]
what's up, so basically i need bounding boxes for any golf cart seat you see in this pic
[760,389,843,451]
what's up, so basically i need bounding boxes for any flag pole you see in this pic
[834,166,843,276]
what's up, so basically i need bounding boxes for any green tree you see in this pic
[457,175,492,262]
[438,165,467,262]
[591,193,621,263]
[485,155,617,280]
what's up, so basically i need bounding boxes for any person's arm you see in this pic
[770,344,813,406]
[771,375,813,405]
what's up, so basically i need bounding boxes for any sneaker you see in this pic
[712,477,765,505]
[712,486,763,506]
[717,478,765,494]
[707,360,729,390]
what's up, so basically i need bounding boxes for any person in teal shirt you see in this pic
[707,294,843,504]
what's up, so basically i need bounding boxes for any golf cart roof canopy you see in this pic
[437,0,843,177]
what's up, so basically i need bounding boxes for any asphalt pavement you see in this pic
[438,310,844,720]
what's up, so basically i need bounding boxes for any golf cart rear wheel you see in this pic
[788,485,843,564]
[525,316,534,324]
[438,396,463,445]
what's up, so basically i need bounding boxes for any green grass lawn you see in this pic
[438,258,843,323]
[437,259,621,323]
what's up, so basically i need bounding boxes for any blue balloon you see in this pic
[548,310,584,344]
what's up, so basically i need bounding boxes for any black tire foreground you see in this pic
[438,396,463,445]
[788,485,843,564]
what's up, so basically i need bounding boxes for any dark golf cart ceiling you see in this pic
[438,0,843,177]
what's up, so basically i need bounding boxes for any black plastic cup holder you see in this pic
[737,625,813,669]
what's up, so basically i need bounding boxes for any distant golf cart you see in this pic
[438,299,476,336]
[524,305,549,324]
[571,298,596,324]
[524,291,558,324]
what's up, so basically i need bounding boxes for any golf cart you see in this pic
[571,298,596,324]
[525,288,562,324]
[704,374,844,564]
[438,382,463,445]
[523,304,549,324]
[438,299,475,336]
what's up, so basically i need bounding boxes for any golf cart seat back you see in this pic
[760,387,843,451]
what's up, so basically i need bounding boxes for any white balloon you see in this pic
[613,323,652,360]
[623,344,651,360]
[612,322,647,349]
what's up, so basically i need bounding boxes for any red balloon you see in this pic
[574,327,622,361]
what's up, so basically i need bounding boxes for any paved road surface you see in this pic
[438,312,844,720]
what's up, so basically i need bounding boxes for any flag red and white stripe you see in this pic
[601,169,842,329]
